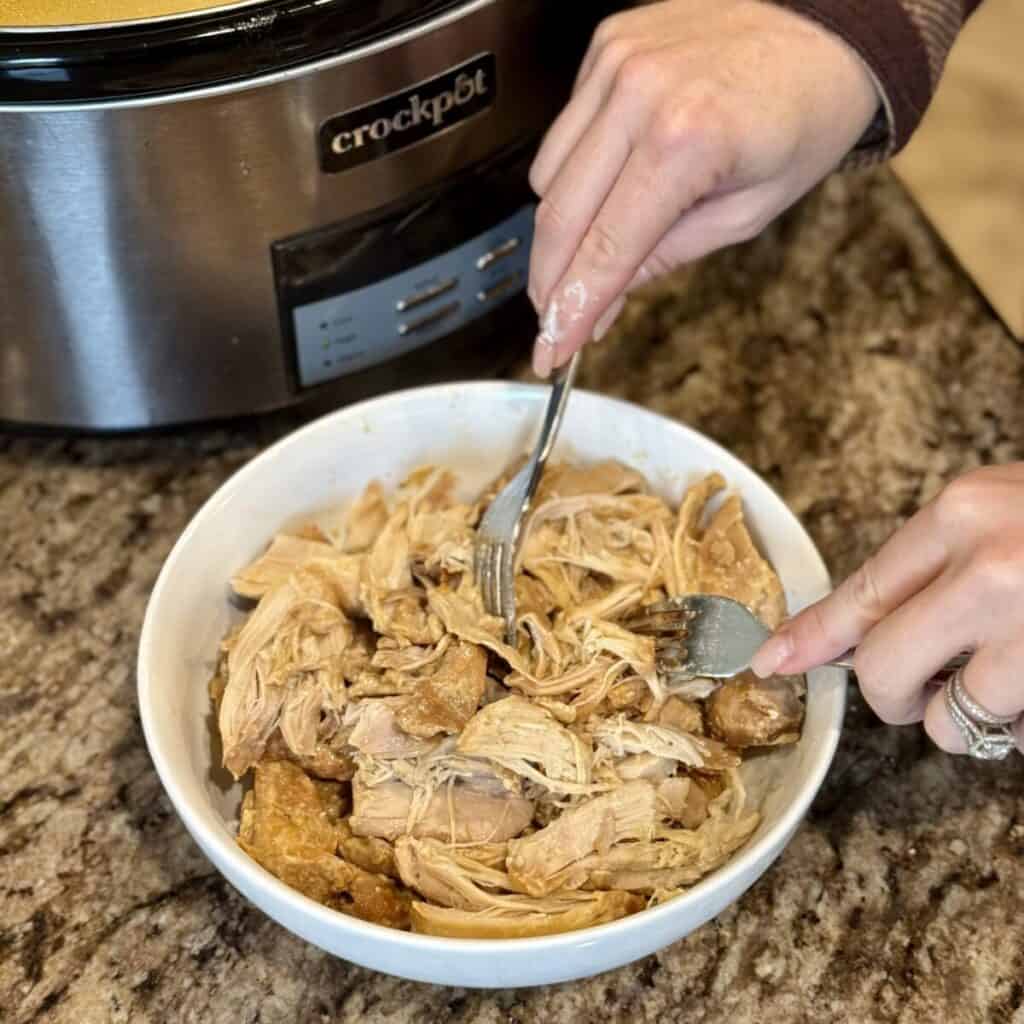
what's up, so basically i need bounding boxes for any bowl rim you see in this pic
[138,380,845,953]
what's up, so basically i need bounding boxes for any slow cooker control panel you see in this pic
[273,203,535,390]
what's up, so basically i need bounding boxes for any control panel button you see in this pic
[398,300,461,336]
[476,237,520,271]
[477,272,522,304]
[287,203,535,390]
[395,277,458,312]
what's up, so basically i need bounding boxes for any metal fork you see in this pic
[475,351,580,643]
[625,593,971,682]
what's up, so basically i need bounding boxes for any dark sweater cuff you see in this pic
[773,0,938,163]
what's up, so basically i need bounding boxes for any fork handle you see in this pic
[524,351,580,493]
[828,650,970,680]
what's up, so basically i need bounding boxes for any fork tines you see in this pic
[623,605,694,637]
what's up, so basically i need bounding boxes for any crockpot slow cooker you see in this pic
[0,0,615,430]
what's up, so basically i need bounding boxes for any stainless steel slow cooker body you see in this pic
[0,0,609,429]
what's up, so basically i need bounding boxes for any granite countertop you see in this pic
[2,168,1023,1024]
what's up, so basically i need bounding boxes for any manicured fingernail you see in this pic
[750,630,794,678]
[533,335,554,378]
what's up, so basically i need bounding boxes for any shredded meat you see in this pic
[213,461,803,936]
[457,696,594,794]
[507,780,660,896]
[349,774,534,844]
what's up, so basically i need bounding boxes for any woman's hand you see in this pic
[527,0,879,376]
[750,464,1024,754]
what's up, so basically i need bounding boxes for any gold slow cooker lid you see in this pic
[0,0,266,28]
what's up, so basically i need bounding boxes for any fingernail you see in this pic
[532,335,554,379]
[750,630,794,678]
[592,300,623,343]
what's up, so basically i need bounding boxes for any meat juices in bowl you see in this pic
[138,384,845,986]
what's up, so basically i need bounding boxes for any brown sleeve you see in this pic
[774,0,986,165]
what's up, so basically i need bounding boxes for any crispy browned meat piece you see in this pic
[657,696,705,735]
[338,834,399,879]
[395,640,487,738]
[238,759,408,927]
[263,730,355,783]
[707,674,804,748]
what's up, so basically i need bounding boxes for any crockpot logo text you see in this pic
[329,69,488,156]
[319,54,497,173]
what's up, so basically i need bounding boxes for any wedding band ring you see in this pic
[949,667,1018,725]
[945,667,1018,761]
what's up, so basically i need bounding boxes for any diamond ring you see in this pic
[944,667,1018,761]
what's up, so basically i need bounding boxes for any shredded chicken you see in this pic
[395,836,643,938]
[457,696,595,795]
[213,460,804,937]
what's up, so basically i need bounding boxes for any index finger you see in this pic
[750,502,951,678]
[536,124,728,373]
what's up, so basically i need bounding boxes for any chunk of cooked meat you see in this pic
[657,696,705,735]
[263,730,355,783]
[425,579,526,672]
[580,808,760,893]
[394,640,487,738]
[534,460,648,503]
[219,570,353,778]
[345,700,436,760]
[615,753,675,782]
[507,780,659,896]
[515,574,559,619]
[457,696,593,793]
[697,496,787,629]
[608,677,650,712]
[593,715,739,772]
[394,836,508,909]
[406,503,476,579]
[396,836,643,938]
[707,674,804,748]
[410,892,642,938]
[349,775,534,844]
[339,480,389,553]
[231,534,364,614]
[672,472,727,595]
[238,759,409,927]
[338,835,399,878]
[656,776,708,829]
[360,503,441,645]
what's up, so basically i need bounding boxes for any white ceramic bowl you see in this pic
[138,382,845,988]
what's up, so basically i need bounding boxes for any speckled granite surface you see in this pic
[1,169,1022,1024]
